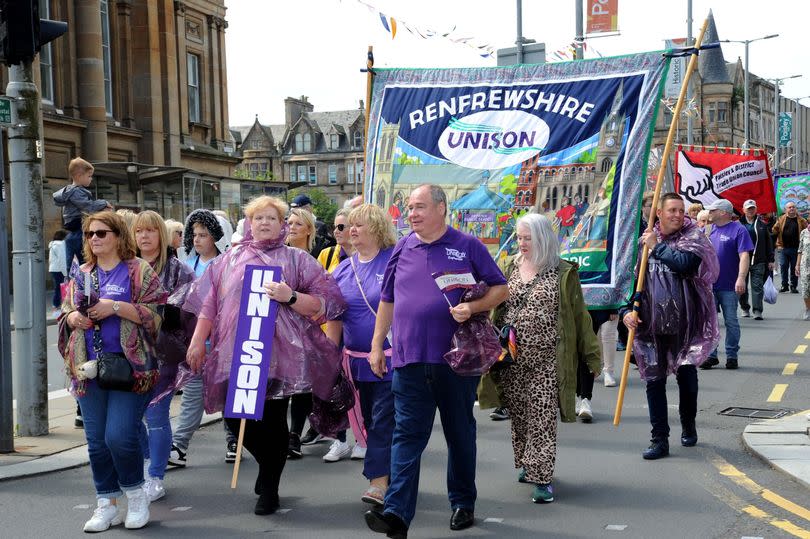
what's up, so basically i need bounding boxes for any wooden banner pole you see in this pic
[230,418,246,489]
[613,16,711,426]
[362,45,374,200]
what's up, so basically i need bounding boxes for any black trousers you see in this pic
[644,336,698,441]
[289,392,312,436]
[575,309,612,399]
[224,398,289,498]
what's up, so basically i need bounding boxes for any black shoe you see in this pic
[226,441,237,463]
[74,415,84,429]
[791,287,799,294]
[254,493,279,515]
[489,407,510,421]
[681,429,698,447]
[642,439,669,460]
[449,508,474,531]
[699,357,719,370]
[365,509,408,538]
[779,286,789,293]
[725,358,738,370]
[300,427,324,446]
[287,433,302,459]
[167,444,187,467]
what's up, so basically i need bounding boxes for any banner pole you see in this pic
[230,418,246,489]
[362,45,374,200]
[613,16,711,427]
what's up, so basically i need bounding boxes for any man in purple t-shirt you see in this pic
[363,185,507,538]
[703,199,752,370]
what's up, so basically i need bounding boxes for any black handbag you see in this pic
[91,267,136,392]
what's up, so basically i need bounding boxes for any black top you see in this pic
[782,217,800,248]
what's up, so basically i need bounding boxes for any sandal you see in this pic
[361,485,386,506]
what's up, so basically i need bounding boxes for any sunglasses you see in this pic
[86,229,114,239]
[335,224,346,231]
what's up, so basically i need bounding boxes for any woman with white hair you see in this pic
[494,213,600,504]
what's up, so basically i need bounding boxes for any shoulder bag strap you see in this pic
[90,267,104,355]
[348,254,377,317]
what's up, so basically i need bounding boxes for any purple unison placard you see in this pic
[224,265,282,420]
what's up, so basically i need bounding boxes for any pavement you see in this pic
[743,409,810,490]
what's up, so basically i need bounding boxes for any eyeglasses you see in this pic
[86,229,114,239]
[335,224,346,231]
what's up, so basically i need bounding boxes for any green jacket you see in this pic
[479,257,601,423]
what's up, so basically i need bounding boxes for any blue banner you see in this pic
[364,52,669,308]
[224,265,281,420]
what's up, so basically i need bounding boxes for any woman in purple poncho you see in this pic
[184,195,347,515]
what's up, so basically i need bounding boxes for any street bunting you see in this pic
[663,38,688,98]
[674,146,776,214]
[779,112,793,148]
[364,51,669,308]
[224,265,281,420]
[586,0,619,34]
[775,173,810,218]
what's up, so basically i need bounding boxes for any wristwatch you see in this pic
[112,301,120,312]
[286,291,298,305]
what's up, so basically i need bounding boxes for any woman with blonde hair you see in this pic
[58,211,166,531]
[164,219,185,261]
[326,203,397,505]
[132,211,196,502]
[286,207,317,254]
[687,203,703,221]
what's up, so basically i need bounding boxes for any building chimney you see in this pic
[284,96,314,127]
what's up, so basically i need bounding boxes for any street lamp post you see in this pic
[768,75,802,175]
[795,96,810,172]
[720,34,778,149]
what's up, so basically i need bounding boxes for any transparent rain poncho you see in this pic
[181,220,347,414]
[633,218,720,381]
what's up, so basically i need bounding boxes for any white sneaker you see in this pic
[578,398,593,422]
[323,440,351,462]
[143,477,165,502]
[804,309,810,321]
[350,444,367,460]
[83,498,123,532]
[575,396,582,415]
[124,487,150,529]
[603,372,617,387]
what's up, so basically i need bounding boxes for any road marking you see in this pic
[767,384,789,402]
[805,331,810,340]
[605,524,628,531]
[484,518,504,523]
[73,504,91,510]
[783,363,799,376]
[171,506,192,512]
[763,490,810,524]
[794,345,807,354]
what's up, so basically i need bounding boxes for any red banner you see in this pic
[674,146,776,213]
[586,0,619,34]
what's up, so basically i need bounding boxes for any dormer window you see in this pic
[295,132,313,153]
[330,134,339,150]
[353,131,363,149]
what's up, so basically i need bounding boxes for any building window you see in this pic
[39,0,54,103]
[717,102,728,124]
[328,164,337,184]
[100,0,113,116]
[330,134,339,150]
[295,133,303,153]
[297,165,307,182]
[601,158,613,173]
[308,164,317,185]
[187,53,201,123]
[303,133,312,152]
[353,131,363,148]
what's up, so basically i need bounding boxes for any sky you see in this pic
[224,0,810,128]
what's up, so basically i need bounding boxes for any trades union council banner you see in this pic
[364,51,669,308]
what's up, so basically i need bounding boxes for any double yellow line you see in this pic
[768,335,808,402]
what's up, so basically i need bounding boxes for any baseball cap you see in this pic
[705,199,734,213]
[743,199,757,210]
[290,194,312,208]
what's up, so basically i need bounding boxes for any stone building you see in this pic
[232,96,365,208]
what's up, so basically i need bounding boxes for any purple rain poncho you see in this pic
[633,218,720,381]
[182,221,347,414]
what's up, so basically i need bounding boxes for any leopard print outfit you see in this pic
[501,266,560,485]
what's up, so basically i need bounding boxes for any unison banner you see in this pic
[364,51,669,308]
[674,146,775,214]
[224,265,281,420]
[775,173,810,218]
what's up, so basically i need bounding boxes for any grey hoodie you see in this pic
[53,184,109,228]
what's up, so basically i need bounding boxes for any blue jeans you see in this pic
[710,289,741,360]
[139,391,173,479]
[78,383,151,498]
[779,248,799,289]
[383,363,479,526]
[357,380,395,480]
[739,262,768,315]
[172,375,235,451]
[64,229,84,269]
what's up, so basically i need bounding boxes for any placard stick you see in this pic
[362,45,374,199]
[613,16,710,426]
[230,418,246,489]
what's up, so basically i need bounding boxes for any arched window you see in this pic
[551,187,558,209]
[295,133,303,153]
[601,157,613,173]
[303,133,312,152]
[376,187,386,208]
[584,185,590,203]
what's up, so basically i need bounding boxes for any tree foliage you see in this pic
[288,187,339,227]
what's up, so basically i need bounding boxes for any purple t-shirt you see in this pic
[710,221,754,291]
[333,248,394,382]
[380,226,507,368]
[84,262,131,360]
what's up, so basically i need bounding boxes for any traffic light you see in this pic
[0,0,67,66]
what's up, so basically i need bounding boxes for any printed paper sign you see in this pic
[224,265,281,420]
[432,270,477,293]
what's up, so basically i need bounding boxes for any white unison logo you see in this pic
[445,248,467,261]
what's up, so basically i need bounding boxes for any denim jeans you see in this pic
[64,229,84,269]
[779,248,799,289]
[739,262,768,315]
[710,289,741,360]
[357,381,395,480]
[50,272,64,308]
[139,391,173,479]
[383,363,479,526]
[646,364,698,441]
[78,382,151,498]
[172,375,235,452]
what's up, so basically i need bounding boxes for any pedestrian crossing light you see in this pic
[0,0,67,66]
